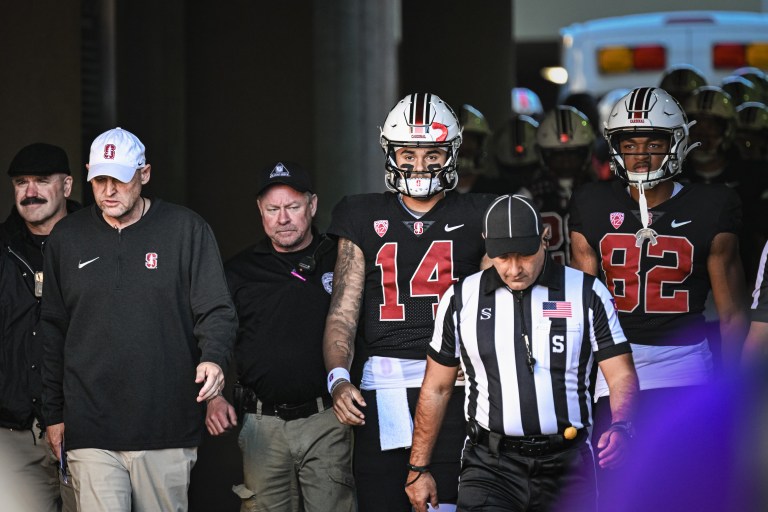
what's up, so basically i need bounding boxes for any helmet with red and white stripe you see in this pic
[380,93,462,197]
[605,87,697,189]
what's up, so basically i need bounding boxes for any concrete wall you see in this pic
[401,0,514,131]
[0,2,82,218]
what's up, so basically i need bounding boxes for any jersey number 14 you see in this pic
[376,241,458,321]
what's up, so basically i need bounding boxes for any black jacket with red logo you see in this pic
[40,199,236,451]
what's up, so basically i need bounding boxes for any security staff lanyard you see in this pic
[509,287,536,373]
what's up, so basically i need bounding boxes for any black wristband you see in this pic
[406,462,430,473]
[608,420,635,439]
[329,378,350,396]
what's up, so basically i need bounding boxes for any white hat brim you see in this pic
[87,163,137,183]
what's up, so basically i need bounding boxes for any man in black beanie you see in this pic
[0,142,78,511]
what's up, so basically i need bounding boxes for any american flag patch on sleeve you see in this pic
[542,301,572,318]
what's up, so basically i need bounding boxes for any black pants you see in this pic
[456,441,597,512]
[354,387,466,512]
[592,385,727,512]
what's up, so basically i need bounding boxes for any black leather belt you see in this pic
[243,393,333,421]
[467,420,586,457]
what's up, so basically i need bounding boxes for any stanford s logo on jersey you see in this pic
[610,212,624,229]
[374,220,389,238]
[103,144,116,159]
[145,252,158,269]
[413,221,424,235]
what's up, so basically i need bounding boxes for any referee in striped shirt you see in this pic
[405,195,639,512]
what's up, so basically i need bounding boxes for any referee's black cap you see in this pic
[483,194,543,258]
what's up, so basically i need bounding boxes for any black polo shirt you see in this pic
[225,232,336,404]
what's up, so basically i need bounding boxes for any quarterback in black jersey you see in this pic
[323,93,495,512]
[569,87,749,501]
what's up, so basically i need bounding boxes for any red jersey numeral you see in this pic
[598,233,693,313]
[645,236,693,313]
[541,211,570,265]
[376,241,457,321]
[376,243,404,320]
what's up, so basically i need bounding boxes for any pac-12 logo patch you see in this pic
[374,220,389,238]
[610,212,624,229]
[145,252,158,269]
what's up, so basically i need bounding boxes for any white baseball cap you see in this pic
[87,127,146,183]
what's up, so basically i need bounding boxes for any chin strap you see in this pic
[635,180,658,247]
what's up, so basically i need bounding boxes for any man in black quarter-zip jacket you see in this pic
[40,127,237,512]
[0,142,78,512]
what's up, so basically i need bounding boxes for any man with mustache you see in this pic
[0,142,78,511]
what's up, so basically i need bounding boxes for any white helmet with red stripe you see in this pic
[605,87,698,189]
[380,93,462,197]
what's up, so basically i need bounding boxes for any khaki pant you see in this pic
[68,447,197,512]
[235,408,355,512]
[0,426,76,512]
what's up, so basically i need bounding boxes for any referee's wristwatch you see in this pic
[608,420,635,439]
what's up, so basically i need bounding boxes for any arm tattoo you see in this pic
[324,238,365,368]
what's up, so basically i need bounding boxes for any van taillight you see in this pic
[714,43,747,68]
[598,45,666,74]
[598,47,631,73]
[746,43,768,69]
[714,43,768,69]
[633,46,666,70]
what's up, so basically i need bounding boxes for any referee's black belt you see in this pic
[243,392,333,421]
[467,420,586,457]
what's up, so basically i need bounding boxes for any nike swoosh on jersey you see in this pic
[78,257,100,269]
[444,224,464,232]
[670,220,692,228]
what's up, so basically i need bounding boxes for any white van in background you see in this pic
[558,10,768,101]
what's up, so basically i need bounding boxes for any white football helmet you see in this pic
[457,104,492,174]
[658,64,707,105]
[537,106,595,167]
[494,114,540,168]
[605,87,698,189]
[735,101,768,160]
[511,87,544,120]
[380,93,462,198]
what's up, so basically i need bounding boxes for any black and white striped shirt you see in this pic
[429,260,630,437]
[751,241,768,323]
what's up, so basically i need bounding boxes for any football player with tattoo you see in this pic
[568,87,749,499]
[323,93,495,512]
